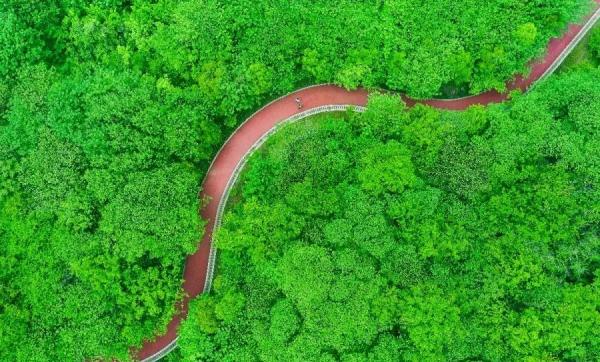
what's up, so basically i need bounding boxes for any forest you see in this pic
[0,0,598,361]
[178,68,600,361]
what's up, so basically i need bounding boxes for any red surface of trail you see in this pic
[136,3,600,360]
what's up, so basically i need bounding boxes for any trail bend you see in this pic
[137,3,600,361]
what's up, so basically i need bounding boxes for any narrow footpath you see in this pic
[137,3,600,360]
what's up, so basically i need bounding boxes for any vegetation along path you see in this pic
[137,2,600,361]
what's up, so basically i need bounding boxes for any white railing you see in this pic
[141,339,178,362]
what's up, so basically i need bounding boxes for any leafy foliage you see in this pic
[589,24,600,60]
[0,66,207,359]
[0,0,595,360]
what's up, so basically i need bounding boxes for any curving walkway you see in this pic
[136,3,600,361]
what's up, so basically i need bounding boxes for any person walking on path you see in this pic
[295,96,303,110]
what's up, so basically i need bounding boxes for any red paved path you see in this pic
[136,3,600,360]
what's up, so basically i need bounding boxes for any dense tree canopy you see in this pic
[0,0,597,360]
[0,65,206,361]
[1,1,592,101]
[178,69,600,361]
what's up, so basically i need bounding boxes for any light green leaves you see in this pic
[358,140,418,195]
